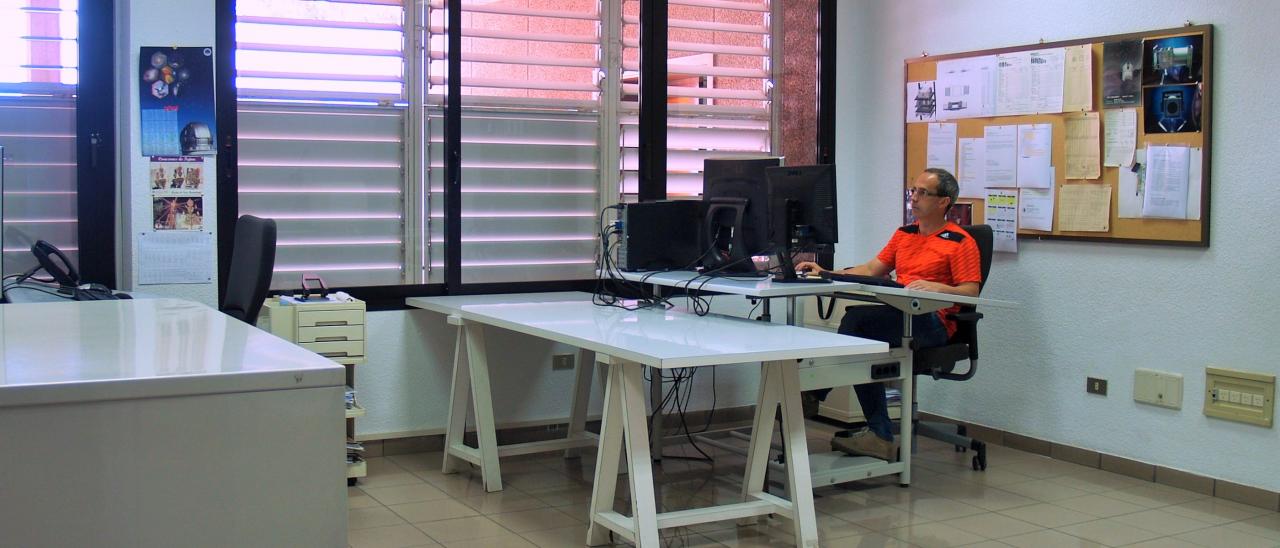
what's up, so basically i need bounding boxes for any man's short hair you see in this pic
[924,168,959,212]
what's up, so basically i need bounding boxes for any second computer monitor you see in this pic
[701,157,781,274]
[766,164,838,248]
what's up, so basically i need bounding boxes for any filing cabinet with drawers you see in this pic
[260,296,367,484]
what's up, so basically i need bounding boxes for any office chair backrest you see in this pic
[961,224,994,294]
[221,215,277,324]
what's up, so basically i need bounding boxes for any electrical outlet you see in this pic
[1087,377,1108,396]
[551,354,575,371]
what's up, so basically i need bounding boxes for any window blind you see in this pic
[235,0,407,290]
[424,0,601,285]
[0,0,79,277]
[620,0,773,198]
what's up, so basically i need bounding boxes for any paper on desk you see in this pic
[926,123,958,174]
[984,125,1018,187]
[958,137,986,198]
[985,190,1018,253]
[1117,149,1146,218]
[1017,124,1053,188]
[138,231,214,285]
[1019,185,1054,232]
[1103,108,1137,167]
[1058,184,1111,232]
[1062,44,1093,112]
[1143,145,1191,219]
[936,55,997,119]
[1064,112,1101,179]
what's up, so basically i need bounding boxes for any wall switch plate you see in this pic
[1204,367,1275,427]
[1087,377,1108,396]
[551,354,575,371]
[1134,368,1183,409]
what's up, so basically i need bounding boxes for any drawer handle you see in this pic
[315,336,349,342]
[320,352,350,358]
[314,321,348,326]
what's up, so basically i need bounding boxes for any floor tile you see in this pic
[460,491,550,515]
[1226,513,1280,542]
[1118,538,1203,548]
[826,498,935,531]
[1175,524,1279,548]
[1001,529,1106,548]
[891,496,990,521]
[516,525,591,548]
[941,512,1042,539]
[350,506,410,530]
[364,483,452,506]
[1056,518,1163,546]
[884,521,987,547]
[414,516,513,543]
[1054,494,1149,518]
[1000,479,1094,502]
[348,524,439,548]
[998,503,1100,529]
[1162,498,1272,525]
[1103,484,1206,508]
[389,499,480,524]
[439,533,537,548]
[487,507,582,534]
[1109,508,1214,536]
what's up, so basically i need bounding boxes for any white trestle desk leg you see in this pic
[740,361,782,524]
[464,322,503,492]
[776,359,820,547]
[442,316,471,475]
[619,361,661,547]
[587,359,624,547]
[899,354,913,486]
[564,348,597,459]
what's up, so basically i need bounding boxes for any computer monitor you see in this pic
[765,164,838,283]
[701,157,781,275]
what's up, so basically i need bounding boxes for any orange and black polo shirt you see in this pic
[875,221,983,337]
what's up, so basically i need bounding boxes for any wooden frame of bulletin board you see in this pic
[904,24,1212,246]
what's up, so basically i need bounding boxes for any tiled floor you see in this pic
[347,422,1280,548]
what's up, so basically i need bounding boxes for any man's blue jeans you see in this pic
[823,304,948,442]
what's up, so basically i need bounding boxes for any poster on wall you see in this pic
[150,156,205,231]
[139,46,217,157]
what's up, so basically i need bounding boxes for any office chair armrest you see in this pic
[948,310,984,323]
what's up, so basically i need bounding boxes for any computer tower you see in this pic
[618,200,703,272]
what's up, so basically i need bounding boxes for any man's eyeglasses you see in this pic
[908,187,944,198]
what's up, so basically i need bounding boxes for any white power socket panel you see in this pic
[1134,368,1183,409]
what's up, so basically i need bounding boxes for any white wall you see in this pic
[837,0,1280,491]
[116,0,219,306]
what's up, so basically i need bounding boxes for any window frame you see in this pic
[214,0,834,310]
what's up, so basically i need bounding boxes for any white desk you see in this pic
[0,298,348,548]
[621,271,1015,488]
[410,293,888,547]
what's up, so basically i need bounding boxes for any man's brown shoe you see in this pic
[831,428,899,461]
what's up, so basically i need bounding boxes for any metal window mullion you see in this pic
[768,0,781,159]
[600,0,622,207]
[637,0,667,202]
[404,0,424,284]
[817,0,836,165]
[444,0,462,289]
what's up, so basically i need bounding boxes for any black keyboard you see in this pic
[820,272,904,288]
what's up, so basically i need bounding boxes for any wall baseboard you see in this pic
[919,412,1280,513]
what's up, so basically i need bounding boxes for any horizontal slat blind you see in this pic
[426,1,601,285]
[236,0,407,290]
[238,104,405,289]
[0,0,79,277]
[620,0,773,197]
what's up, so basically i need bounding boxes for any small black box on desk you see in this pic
[619,200,703,272]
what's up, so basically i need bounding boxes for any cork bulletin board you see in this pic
[904,25,1212,246]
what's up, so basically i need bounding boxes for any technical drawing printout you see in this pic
[984,125,1018,187]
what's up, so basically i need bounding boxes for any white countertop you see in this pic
[406,291,591,315]
[0,298,345,407]
[615,270,861,298]
[446,299,889,369]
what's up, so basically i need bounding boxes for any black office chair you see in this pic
[220,215,277,325]
[911,224,994,470]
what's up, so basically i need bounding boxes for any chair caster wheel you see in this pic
[348,478,358,486]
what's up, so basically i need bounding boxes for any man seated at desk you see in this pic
[796,168,981,461]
